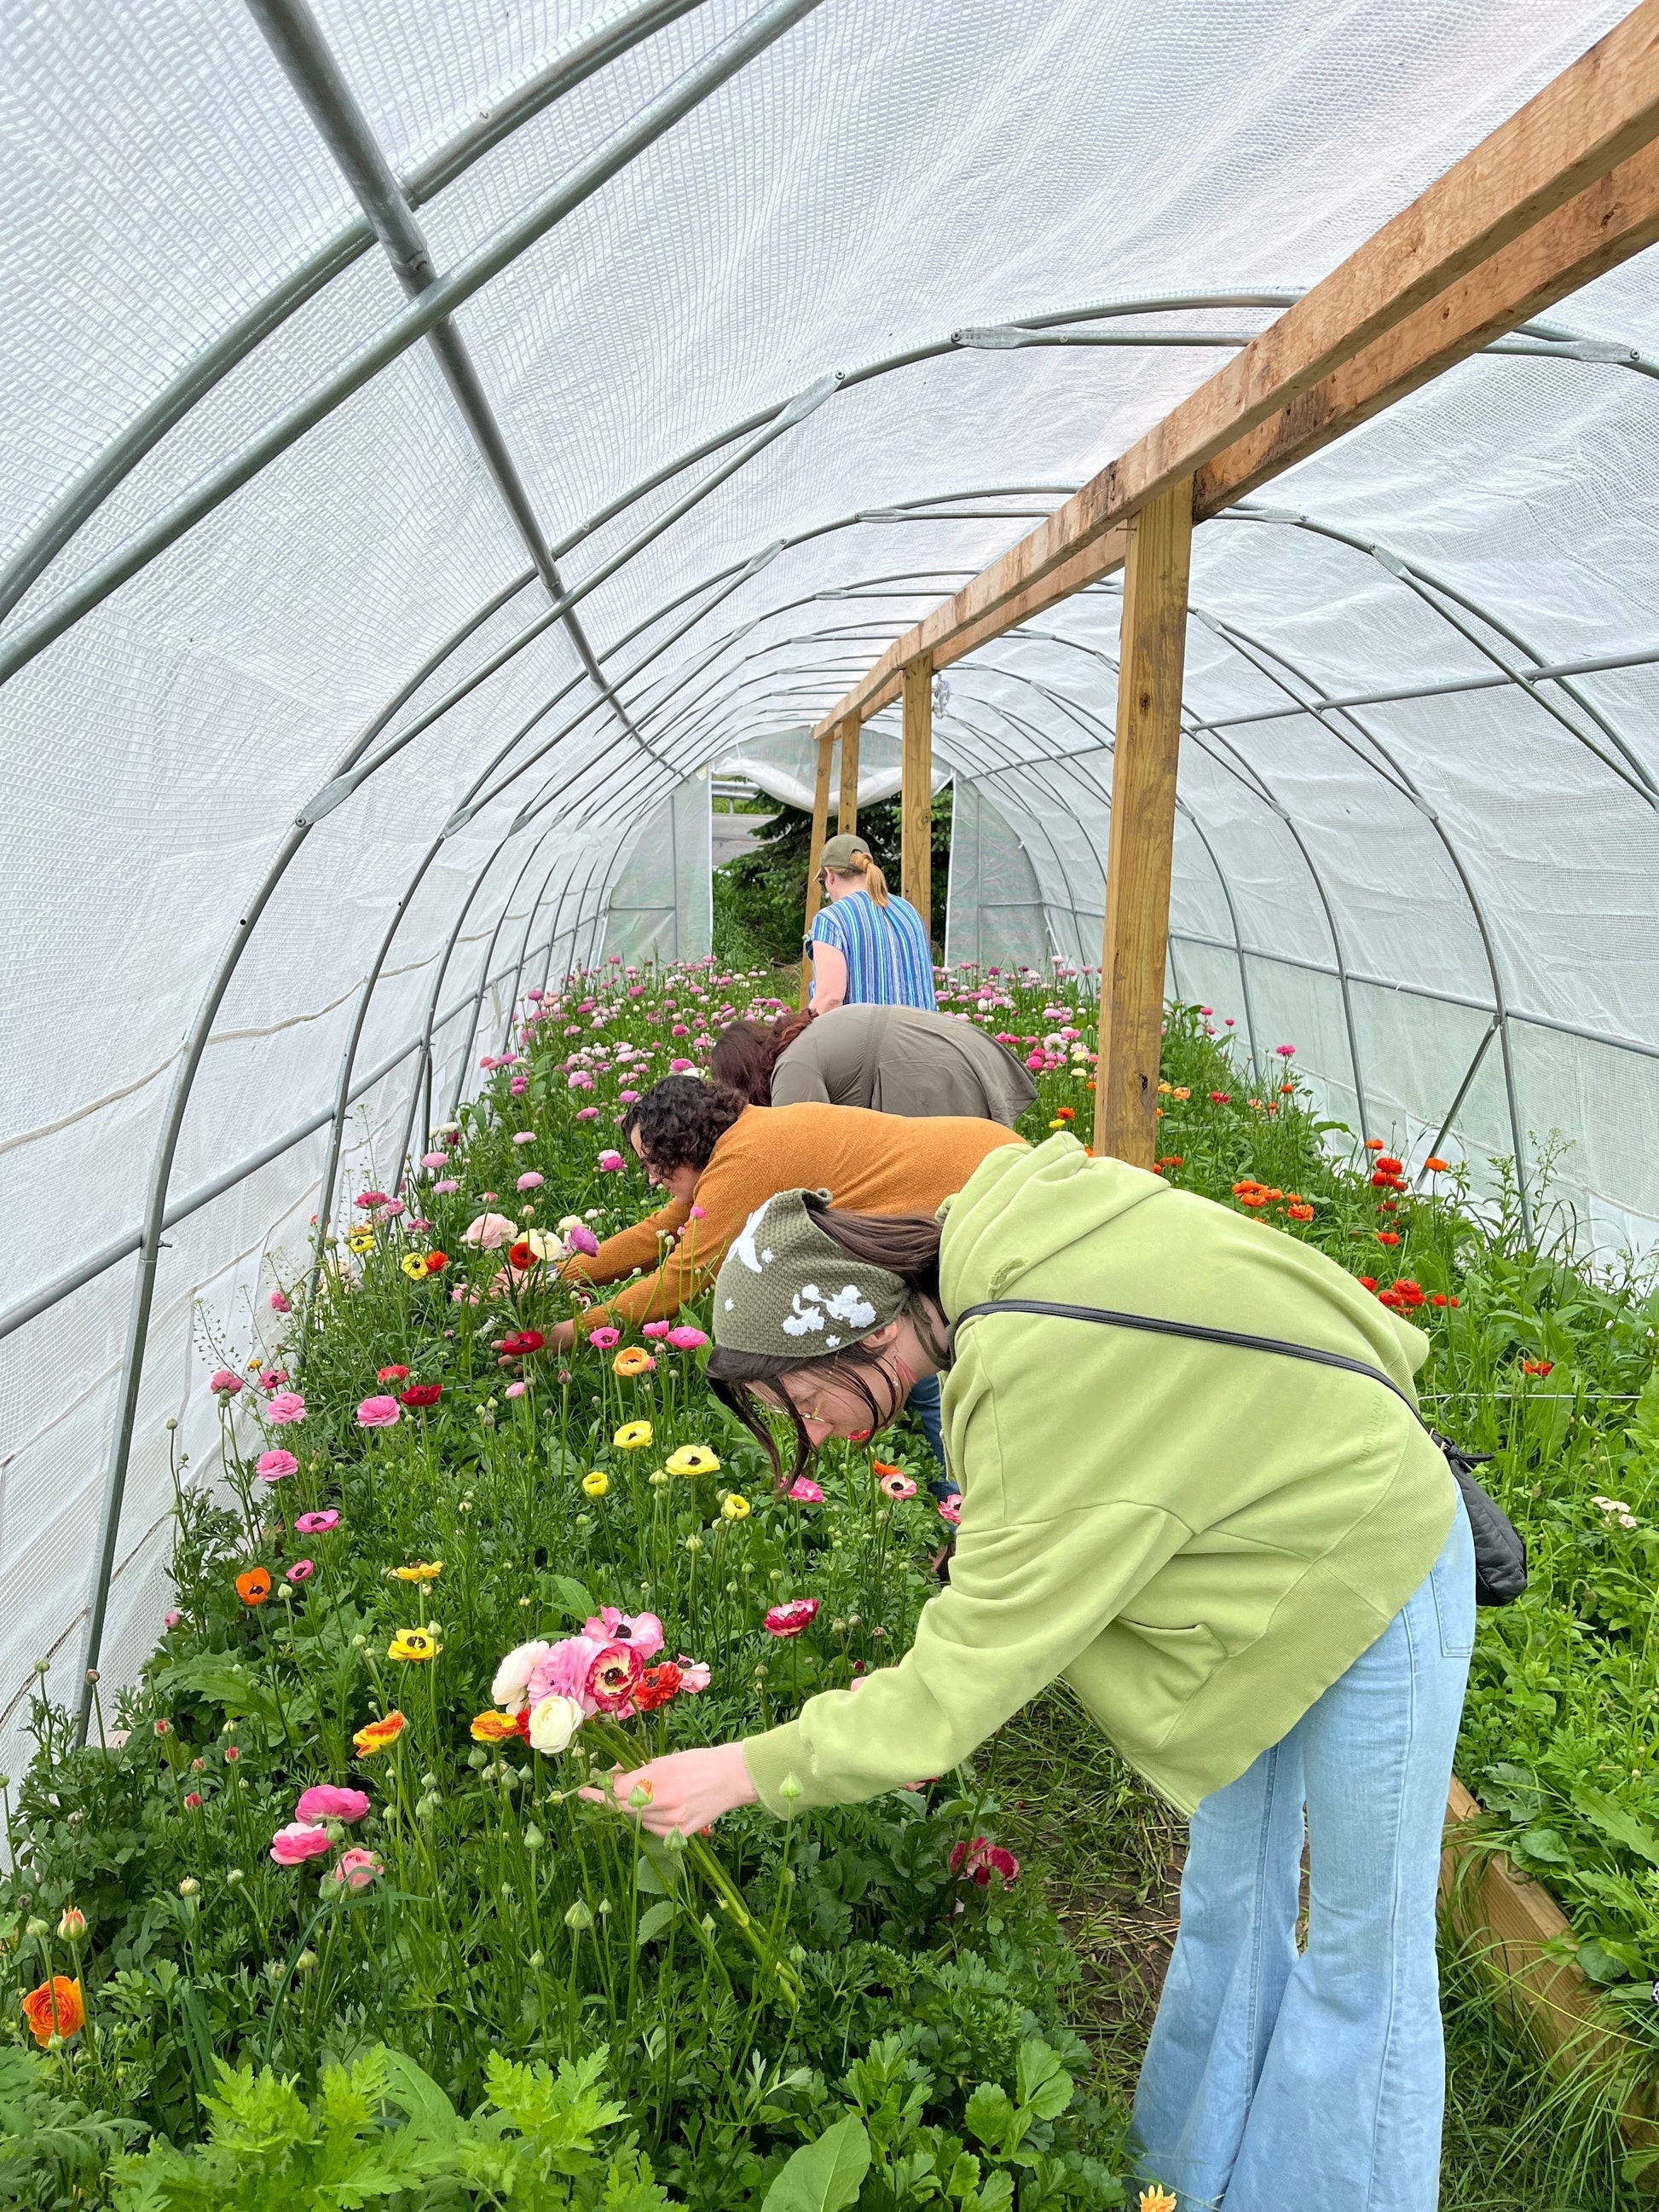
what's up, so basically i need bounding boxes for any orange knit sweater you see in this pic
[562,1101,1025,1331]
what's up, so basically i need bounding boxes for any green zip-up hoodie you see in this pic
[742,1134,1457,1817]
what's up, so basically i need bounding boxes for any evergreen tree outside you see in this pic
[712,788,952,975]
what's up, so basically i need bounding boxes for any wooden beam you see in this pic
[1094,482,1193,1167]
[900,656,933,936]
[801,731,833,1005]
[835,709,860,833]
[813,2,1659,738]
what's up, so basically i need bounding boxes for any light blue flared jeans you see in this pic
[1132,1504,1476,2211]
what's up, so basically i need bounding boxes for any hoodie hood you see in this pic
[939,1133,1169,1316]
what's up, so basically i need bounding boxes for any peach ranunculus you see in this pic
[330,1846,384,1891]
[462,1212,517,1249]
[21,1977,84,2046]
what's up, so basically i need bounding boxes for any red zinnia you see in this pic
[399,1383,442,1408]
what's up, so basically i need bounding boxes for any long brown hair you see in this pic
[707,1198,947,1487]
[708,1009,815,1106]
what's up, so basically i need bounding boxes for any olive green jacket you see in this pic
[772,1004,1036,1125]
[743,1134,1456,1816]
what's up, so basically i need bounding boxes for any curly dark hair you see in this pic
[618,1075,748,1178]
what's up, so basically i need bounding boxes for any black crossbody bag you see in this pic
[952,1297,1528,1607]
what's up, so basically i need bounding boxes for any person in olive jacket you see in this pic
[709,1002,1036,1125]
[588,1135,1476,2212]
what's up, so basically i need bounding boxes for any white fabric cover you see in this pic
[3,0,1656,1783]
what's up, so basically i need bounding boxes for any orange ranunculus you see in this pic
[470,1710,519,1742]
[353,1711,407,1757]
[870,1458,903,1479]
[1286,1202,1315,1222]
[21,1977,84,2046]
[235,1567,272,1607]
[613,1346,655,1377]
[1423,1157,1449,1174]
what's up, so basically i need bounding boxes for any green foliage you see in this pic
[0,2046,141,2209]
[713,793,954,971]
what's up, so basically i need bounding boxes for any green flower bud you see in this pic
[523,1825,544,1851]
[564,1900,594,1931]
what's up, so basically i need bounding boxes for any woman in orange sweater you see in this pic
[552,1075,1023,1482]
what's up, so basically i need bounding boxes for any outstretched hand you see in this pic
[579,1741,758,1838]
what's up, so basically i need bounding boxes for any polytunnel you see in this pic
[5,0,1659,2186]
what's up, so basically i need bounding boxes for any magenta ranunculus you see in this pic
[256,1449,299,1483]
[583,1640,645,1715]
[596,1150,624,1172]
[565,1223,599,1257]
[269,1822,332,1866]
[208,1369,243,1396]
[764,1597,819,1637]
[788,1476,824,1504]
[642,1320,670,1339]
[356,1395,402,1429]
[666,1325,707,1352]
[294,1785,369,1825]
[582,1606,664,1659]
[269,1289,291,1314]
[575,1106,599,1122]
[265,1389,306,1425]
[527,1635,603,1712]
[517,1171,543,1191]
[295,1510,339,1534]
[950,1836,1020,1887]
[618,1088,640,1104]
[286,1559,315,1583]
[588,1326,621,1351]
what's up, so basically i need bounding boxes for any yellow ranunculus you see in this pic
[665,1444,720,1477]
[400,1253,429,1279]
[347,1227,375,1254]
[470,1710,519,1743]
[393,1560,442,1582]
[389,1627,441,1662]
[581,1470,609,1498]
[353,1711,406,1756]
[720,1493,751,1522]
[613,1420,653,1449]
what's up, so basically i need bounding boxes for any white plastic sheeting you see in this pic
[3,0,1657,1782]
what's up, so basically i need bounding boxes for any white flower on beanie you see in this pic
[732,1203,777,1275]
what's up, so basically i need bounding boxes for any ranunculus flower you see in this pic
[582,1606,664,1658]
[208,1369,243,1396]
[356,1395,402,1428]
[512,1131,535,1146]
[505,1380,527,1399]
[575,1106,599,1121]
[584,1641,645,1715]
[937,1495,962,1526]
[565,1222,600,1257]
[878,1470,917,1502]
[183,1791,202,1809]
[499,1329,544,1356]
[286,1559,315,1583]
[788,1476,824,1504]
[764,1598,819,1637]
[596,1150,624,1172]
[618,1089,639,1104]
[399,1383,442,1408]
[295,1510,340,1533]
[463,1212,517,1249]
[588,1325,621,1350]
[295,1785,369,1824]
[20,1977,84,2047]
[163,1608,182,1629]
[665,1325,707,1351]
[527,1694,584,1754]
[256,1449,298,1483]
[388,1627,440,1662]
[614,1420,652,1449]
[432,1178,459,1194]
[642,1320,670,1339]
[634,1662,683,1712]
[265,1389,306,1424]
[235,1567,272,1606]
[676,1656,711,1692]
[352,1711,406,1756]
[665,1443,720,1476]
[270,1822,332,1866]
[526,1635,602,1712]
[493,1640,552,1708]
[517,1171,544,1191]
[269,1289,291,1314]
[950,1837,1020,1886]
[420,1152,448,1169]
[378,1364,410,1383]
[330,1846,384,1891]
[614,1347,655,1377]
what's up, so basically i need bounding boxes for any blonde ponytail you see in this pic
[827,852,889,907]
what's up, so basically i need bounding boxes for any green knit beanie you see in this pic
[711,1190,910,1360]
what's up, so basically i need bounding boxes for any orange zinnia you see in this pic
[470,1710,520,1742]
[21,1977,84,2046]
[235,1566,272,1607]
[353,1710,407,1756]
[613,1346,654,1377]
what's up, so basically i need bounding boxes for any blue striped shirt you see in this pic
[809,890,937,1010]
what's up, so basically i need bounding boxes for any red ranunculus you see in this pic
[399,1383,442,1408]
[633,1662,684,1712]
[500,1330,545,1357]
[377,1365,409,1383]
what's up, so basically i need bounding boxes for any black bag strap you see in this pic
[954,1297,1428,1422]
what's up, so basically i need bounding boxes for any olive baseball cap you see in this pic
[818,832,871,870]
[711,1190,909,1360]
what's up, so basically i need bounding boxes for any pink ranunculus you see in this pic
[431,1179,459,1194]
[163,1609,182,1629]
[286,1558,315,1583]
[208,1369,242,1397]
[666,1325,707,1351]
[565,1223,599,1257]
[382,1199,406,1219]
[356,1191,390,1210]
[269,1822,332,1866]
[583,1640,645,1716]
[688,1204,707,1221]
[526,1635,603,1712]
[582,1607,665,1659]
[330,1845,384,1891]
[256,1449,299,1483]
[184,1791,203,1809]
[675,1656,711,1693]
[420,1152,448,1169]
[269,1289,291,1314]
[295,1785,369,1825]
[512,1131,535,1146]
[588,1326,621,1351]
[295,1510,339,1534]
[567,1071,594,1091]
[596,1150,624,1172]
[356,1395,402,1429]
[764,1598,819,1637]
[950,1836,1020,1887]
[258,1368,289,1393]
[669,1058,693,1073]
[618,1089,639,1104]
[788,1476,824,1504]
[937,1494,962,1526]
[510,1077,529,1095]
[642,1320,670,1339]
[517,1171,543,1191]
[505,1380,528,1399]
[878,1471,917,1502]
[462,1212,517,1249]
[265,1390,307,1425]
[575,1106,599,1122]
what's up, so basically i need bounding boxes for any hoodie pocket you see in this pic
[1114,1619,1228,1743]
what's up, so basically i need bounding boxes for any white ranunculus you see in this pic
[491,1639,552,1707]
[527,1694,584,1755]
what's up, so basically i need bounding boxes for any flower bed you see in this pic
[3,956,1656,2203]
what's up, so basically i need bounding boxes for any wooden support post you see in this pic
[801,732,833,1004]
[900,656,933,936]
[835,709,859,834]
[1094,480,1194,1167]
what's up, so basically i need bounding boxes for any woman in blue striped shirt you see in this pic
[806,834,937,1013]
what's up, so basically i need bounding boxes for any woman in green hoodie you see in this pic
[591,1135,1475,2211]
